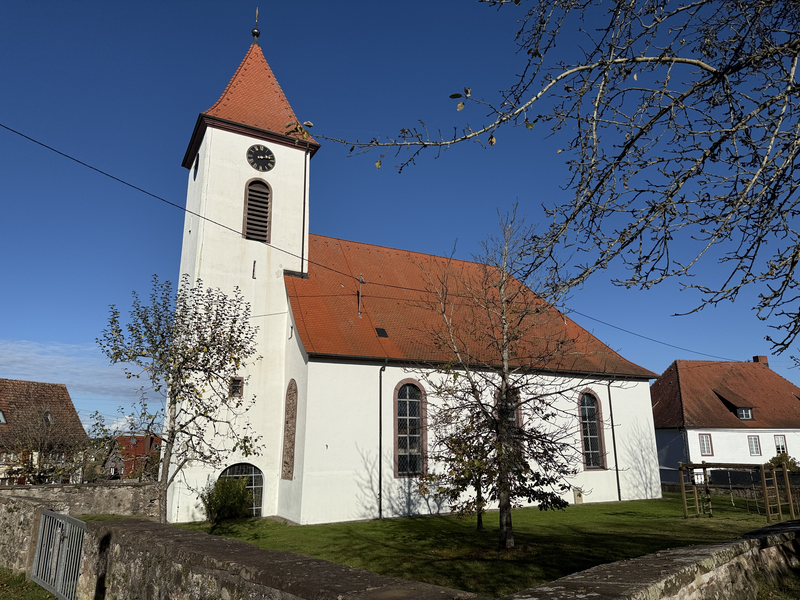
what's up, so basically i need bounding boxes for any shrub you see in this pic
[200,477,253,525]
[765,453,800,471]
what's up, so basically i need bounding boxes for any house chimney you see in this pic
[753,355,770,367]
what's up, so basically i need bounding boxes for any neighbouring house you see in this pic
[166,29,663,524]
[102,435,161,481]
[650,357,800,482]
[0,378,90,484]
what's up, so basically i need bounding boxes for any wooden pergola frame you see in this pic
[678,461,796,523]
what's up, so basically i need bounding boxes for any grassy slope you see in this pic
[178,494,771,597]
[0,569,54,600]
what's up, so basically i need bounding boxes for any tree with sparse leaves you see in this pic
[417,209,583,549]
[325,0,800,359]
[97,275,261,523]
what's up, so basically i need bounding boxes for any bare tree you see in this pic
[417,209,585,549]
[326,0,800,356]
[97,275,261,523]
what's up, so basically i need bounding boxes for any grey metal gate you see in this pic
[31,510,86,600]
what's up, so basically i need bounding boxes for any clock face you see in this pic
[246,145,276,172]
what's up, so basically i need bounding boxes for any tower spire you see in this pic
[252,8,260,44]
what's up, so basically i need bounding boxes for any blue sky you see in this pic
[1,1,797,427]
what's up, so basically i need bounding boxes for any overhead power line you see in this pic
[1,122,744,363]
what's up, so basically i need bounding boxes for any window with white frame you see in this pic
[699,434,713,456]
[775,435,787,455]
[748,435,762,456]
[736,407,753,420]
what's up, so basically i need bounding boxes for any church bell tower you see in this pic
[170,24,319,522]
[179,25,319,288]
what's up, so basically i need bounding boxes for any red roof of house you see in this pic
[0,379,89,447]
[285,235,656,379]
[650,360,800,429]
[182,41,318,168]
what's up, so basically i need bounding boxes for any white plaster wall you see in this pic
[167,126,312,523]
[276,296,310,524]
[686,427,800,465]
[297,363,660,525]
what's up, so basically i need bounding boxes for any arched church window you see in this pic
[281,379,298,480]
[243,180,271,243]
[219,463,264,517]
[395,380,426,477]
[580,393,605,469]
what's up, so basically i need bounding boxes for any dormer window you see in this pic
[736,407,753,420]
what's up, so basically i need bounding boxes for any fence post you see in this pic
[702,463,713,517]
[760,465,771,523]
[783,463,796,520]
[679,463,689,519]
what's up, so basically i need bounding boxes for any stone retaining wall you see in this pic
[0,482,159,518]
[510,521,800,600]
[73,518,800,600]
[75,519,484,600]
[0,495,68,573]
[1,489,799,599]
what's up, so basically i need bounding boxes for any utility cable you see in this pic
[1,121,745,364]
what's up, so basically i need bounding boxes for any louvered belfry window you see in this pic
[245,180,271,242]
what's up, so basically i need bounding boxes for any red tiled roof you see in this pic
[204,42,316,143]
[0,379,89,447]
[182,41,319,168]
[285,235,656,379]
[650,360,800,428]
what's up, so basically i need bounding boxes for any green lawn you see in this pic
[178,493,772,597]
[0,569,54,600]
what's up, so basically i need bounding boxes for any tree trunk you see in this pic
[498,469,514,549]
[476,483,484,531]
[157,395,178,525]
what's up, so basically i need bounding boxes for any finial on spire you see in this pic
[252,8,260,43]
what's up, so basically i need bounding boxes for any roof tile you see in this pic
[651,360,800,428]
[286,235,656,378]
[204,42,315,142]
[0,379,89,447]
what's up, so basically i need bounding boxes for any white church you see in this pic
[166,30,662,524]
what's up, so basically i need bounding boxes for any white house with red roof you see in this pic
[651,357,800,482]
[166,29,662,524]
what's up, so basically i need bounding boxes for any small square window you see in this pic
[230,377,244,398]
[737,407,753,420]
[748,435,762,456]
[699,434,713,456]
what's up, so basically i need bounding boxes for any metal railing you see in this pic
[31,510,86,600]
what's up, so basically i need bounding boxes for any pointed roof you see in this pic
[183,41,318,168]
[650,360,800,429]
[205,41,315,142]
[285,235,657,379]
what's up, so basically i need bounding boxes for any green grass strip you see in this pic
[177,494,772,597]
